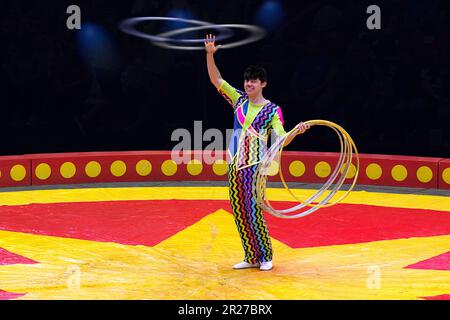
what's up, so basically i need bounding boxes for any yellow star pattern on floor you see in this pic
[0,209,449,299]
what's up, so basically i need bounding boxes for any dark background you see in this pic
[1,0,449,157]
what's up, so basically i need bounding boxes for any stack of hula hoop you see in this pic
[255,120,359,219]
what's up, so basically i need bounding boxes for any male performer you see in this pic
[204,34,309,271]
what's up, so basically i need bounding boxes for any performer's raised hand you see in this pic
[204,34,221,54]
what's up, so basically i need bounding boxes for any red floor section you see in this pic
[0,290,25,300]
[267,201,450,248]
[0,200,449,249]
[421,294,450,300]
[0,248,37,265]
[406,251,450,271]
[0,201,224,247]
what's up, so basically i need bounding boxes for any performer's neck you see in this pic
[248,94,266,105]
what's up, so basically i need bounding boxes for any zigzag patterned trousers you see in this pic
[228,160,273,263]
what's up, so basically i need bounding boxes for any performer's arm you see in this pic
[204,34,223,89]
[284,122,310,146]
[271,112,287,138]
[205,34,242,107]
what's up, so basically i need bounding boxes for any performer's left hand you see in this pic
[295,122,310,134]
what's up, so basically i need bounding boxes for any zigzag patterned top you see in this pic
[217,81,285,168]
[235,101,281,169]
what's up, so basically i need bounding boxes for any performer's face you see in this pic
[244,78,266,97]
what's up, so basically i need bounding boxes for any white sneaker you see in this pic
[260,261,273,271]
[233,261,260,269]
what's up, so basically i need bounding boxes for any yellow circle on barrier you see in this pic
[60,162,76,179]
[187,159,203,176]
[315,161,331,178]
[10,165,27,182]
[36,163,51,180]
[443,168,450,185]
[391,164,408,182]
[212,160,228,176]
[0,170,2,178]
[289,160,305,177]
[267,161,279,176]
[340,163,357,179]
[417,166,433,183]
[85,161,101,178]
[161,160,177,176]
[111,160,127,177]
[136,160,152,177]
[366,163,382,180]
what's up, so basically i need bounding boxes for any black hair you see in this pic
[243,65,267,83]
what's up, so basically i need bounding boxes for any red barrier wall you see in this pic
[0,151,448,189]
[438,159,450,190]
[0,155,31,187]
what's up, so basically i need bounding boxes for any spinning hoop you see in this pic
[119,17,265,50]
[255,120,359,219]
[154,24,266,50]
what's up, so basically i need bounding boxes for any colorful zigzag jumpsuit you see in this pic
[218,81,286,264]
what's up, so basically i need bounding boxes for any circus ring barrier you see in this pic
[1,150,449,189]
[0,150,450,300]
